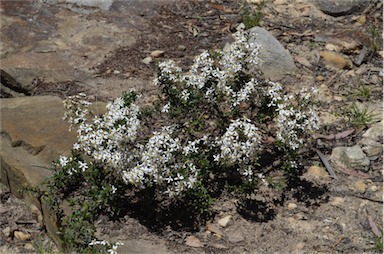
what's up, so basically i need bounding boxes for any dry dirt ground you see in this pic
[1,0,383,253]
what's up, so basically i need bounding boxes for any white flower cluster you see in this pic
[215,118,261,170]
[155,60,183,84]
[89,239,124,254]
[219,29,261,76]
[155,30,262,108]
[63,94,141,170]
[60,28,319,199]
[275,88,319,150]
[121,126,199,196]
[58,155,88,175]
[263,81,283,107]
[63,93,91,131]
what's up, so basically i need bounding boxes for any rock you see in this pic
[319,51,352,69]
[287,203,298,210]
[352,180,367,193]
[150,50,165,58]
[359,138,383,157]
[218,215,231,227]
[307,165,329,178]
[362,121,383,141]
[226,227,245,243]
[142,56,153,65]
[14,231,31,241]
[311,0,370,17]
[0,96,106,251]
[185,235,203,248]
[330,197,344,206]
[207,222,224,236]
[2,227,11,237]
[370,185,378,192]
[0,96,76,195]
[249,27,297,80]
[24,243,35,251]
[330,145,370,171]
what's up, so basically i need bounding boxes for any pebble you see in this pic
[370,185,378,192]
[14,231,31,241]
[150,50,164,58]
[226,227,245,243]
[113,70,120,74]
[288,203,298,210]
[218,215,231,227]
[330,145,370,171]
[319,51,352,70]
[24,243,35,251]
[141,56,152,65]
[296,242,305,250]
[2,226,11,237]
[356,15,366,24]
[307,165,329,178]
[330,197,345,206]
[353,180,367,193]
[316,75,325,81]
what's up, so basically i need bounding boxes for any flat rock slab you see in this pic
[1,0,168,95]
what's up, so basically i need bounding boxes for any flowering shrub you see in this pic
[47,29,319,252]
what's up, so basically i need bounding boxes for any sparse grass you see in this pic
[374,234,383,253]
[35,234,57,254]
[241,0,264,29]
[347,103,379,127]
[351,84,372,101]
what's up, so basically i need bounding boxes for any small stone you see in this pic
[288,203,298,210]
[178,45,186,51]
[307,165,329,178]
[370,185,378,192]
[353,180,367,193]
[273,0,287,5]
[325,43,340,52]
[141,56,152,65]
[14,231,32,241]
[2,226,11,237]
[206,222,224,236]
[296,242,305,250]
[330,197,344,206]
[185,235,203,248]
[210,243,227,249]
[150,50,164,58]
[360,138,383,157]
[370,75,379,84]
[113,70,120,75]
[330,145,370,171]
[320,51,352,70]
[226,227,245,243]
[316,75,325,81]
[24,243,35,251]
[218,215,231,227]
[356,15,366,24]
[362,121,383,141]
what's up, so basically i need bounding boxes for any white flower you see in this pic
[181,89,190,101]
[59,156,69,167]
[161,102,170,113]
[78,161,88,172]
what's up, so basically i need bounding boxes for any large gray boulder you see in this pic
[311,0,371,17]
[249,27,297,81]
